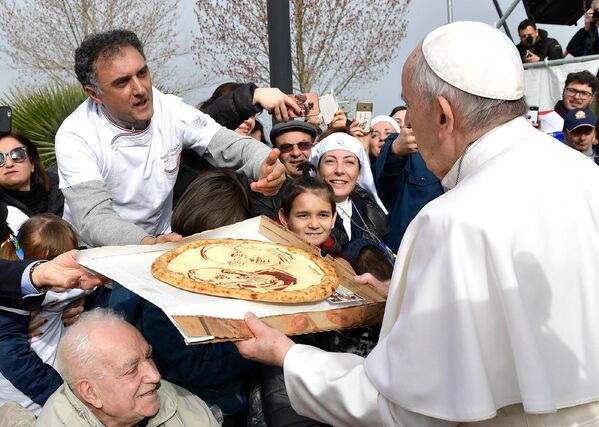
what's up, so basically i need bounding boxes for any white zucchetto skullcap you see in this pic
[371,115,401,133]
[422,21,524,100]
[311,132,387,213]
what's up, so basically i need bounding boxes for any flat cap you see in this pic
[270,120,318,142]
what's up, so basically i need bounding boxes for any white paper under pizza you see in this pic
[77,217,349,343]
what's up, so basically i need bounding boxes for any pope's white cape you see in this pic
[285,117,599,425]
[366,117,599,421]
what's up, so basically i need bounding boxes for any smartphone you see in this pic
[355,101,373,132]
[527,106,539,125]
[338,100,351,114]
[288,93,320,118]
[0,106,11,134]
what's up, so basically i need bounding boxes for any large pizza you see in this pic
[151,239,339,303]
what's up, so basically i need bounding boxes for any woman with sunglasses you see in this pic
[0,132,63,220]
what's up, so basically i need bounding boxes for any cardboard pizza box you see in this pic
[78,216,386,344]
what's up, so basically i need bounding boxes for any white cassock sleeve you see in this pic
[284,344,458,427]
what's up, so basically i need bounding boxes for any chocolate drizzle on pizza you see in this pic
[152,239,339,303]
[188,268,297,292]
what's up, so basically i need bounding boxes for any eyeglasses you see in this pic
[0,147,28,167]
[564,87,593,100]
[278,141,312,154]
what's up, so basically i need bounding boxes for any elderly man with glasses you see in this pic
[250,120,319,218]
[541,70,598,134]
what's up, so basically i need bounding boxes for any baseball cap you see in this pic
[563,108,597,132]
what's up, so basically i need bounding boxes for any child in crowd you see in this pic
[278,162,393,280]
[261,164,391,427]
[0,213,107,414]
[277,163,340,256]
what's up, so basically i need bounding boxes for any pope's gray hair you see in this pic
[409,48,528,132]
[58,308,127,388]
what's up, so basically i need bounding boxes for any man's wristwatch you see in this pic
[29,260,51,293]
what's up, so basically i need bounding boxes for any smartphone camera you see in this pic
[0,107,12,134]
[527,106,539,126]
[593,9,599,21]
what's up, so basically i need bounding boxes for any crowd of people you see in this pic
[2,13,599,427]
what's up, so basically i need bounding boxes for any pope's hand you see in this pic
[235,312,295,367]
[31,250,110,292]
[250,149,286,196]
[354,273,390,297]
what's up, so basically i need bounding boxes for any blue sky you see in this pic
[0,0,585,116]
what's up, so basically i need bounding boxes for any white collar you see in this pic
[442,117,527,191]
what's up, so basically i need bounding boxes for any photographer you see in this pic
[567,1,599,57]
[516,19,563,63]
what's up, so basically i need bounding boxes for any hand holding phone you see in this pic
[527,106,539,127]
[287,93,320,118]
[338,101,350,114]
[355,101,373,133]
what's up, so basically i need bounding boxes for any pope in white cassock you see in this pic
[236,21,599,426]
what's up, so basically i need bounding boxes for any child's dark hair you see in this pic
[172,168,250,236]
[343,238,394,281]
[0,214,78,261]
[280,162,336,215]
[354,245,393,281]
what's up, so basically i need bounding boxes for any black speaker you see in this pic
[522,0,587,25]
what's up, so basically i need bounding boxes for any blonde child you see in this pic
[0,214,104,414]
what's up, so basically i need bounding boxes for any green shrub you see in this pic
[1,84,87,166]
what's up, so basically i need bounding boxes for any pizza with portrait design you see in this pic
[151,239,339,303]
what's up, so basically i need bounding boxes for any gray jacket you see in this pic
[36,380,219,426]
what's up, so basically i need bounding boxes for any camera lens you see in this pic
[525,35,533,46]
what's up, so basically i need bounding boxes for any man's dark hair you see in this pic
[389,105,407,116]
[517,19,536,32]
[564,70,599,94]
[74,29,145,92]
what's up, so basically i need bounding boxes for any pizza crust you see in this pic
[151,239,339,303]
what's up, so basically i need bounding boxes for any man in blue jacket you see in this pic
[373,126,444,253]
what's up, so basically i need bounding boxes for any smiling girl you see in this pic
[278,163,339,255]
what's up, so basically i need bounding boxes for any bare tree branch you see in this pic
[192,0,411,96]
[0,0,193,92]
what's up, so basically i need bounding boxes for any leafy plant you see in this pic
[1,84,87,166]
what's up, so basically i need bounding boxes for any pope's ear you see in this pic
[85,85,103,105]
[435,95,455,141]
